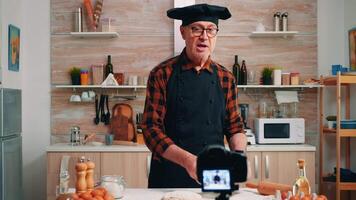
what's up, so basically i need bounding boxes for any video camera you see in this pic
[197,145,247,200]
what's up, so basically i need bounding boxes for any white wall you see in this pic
[21,0,51,199]
[1,0,50,199]
[318,0,356,174]
[0,0,23,89]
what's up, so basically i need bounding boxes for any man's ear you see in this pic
[180,26,186,40]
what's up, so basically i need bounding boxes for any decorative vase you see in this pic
[263,76,273,85]
[71,74,81,85]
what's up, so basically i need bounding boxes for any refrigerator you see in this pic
[0,88,22,200]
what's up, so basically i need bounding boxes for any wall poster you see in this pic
[8,24,20,72]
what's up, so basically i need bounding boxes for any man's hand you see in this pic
[229,132,247,152]
[162,145,199,182]
[182,153,198,181]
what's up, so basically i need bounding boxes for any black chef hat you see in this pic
[167,3,231,26]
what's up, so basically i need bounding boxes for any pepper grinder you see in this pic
[75,156,87,193]
[86,158,95,191]
[282,12,288,31]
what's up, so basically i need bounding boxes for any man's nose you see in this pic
[199,30,209,40]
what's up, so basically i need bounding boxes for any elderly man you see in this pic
[141,3,247,188]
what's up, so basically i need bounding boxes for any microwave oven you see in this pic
[254,118,305,144]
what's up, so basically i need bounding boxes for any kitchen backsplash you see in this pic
[50,0,317,144]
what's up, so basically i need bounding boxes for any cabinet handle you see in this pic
[146,155,151,178]
[265,155,269,179]
[254,155,259,179]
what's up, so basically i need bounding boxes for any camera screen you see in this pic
[202,169,231,191]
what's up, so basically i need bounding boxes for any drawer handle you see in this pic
[254,155,259,179]
[146,155,151,178]
[265,155,269,179]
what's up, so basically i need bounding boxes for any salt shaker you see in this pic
[282,12,288,31]
[274,12,281,31]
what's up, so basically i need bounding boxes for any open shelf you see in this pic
[322,179,356,191]
[237,84,322,88]
[322,127,356,137]
[249,31,298,37]
[322,75,356,85]
[54,85,146,89]
[70,32,119,38]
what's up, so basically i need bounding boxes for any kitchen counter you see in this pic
[46,143,315,152]
[120,188,273,200]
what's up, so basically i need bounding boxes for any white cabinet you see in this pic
[246,151,315,192]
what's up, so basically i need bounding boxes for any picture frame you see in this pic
[349,27,356,71]
[8,24,20,72]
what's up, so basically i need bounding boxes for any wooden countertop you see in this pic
[46,143,316,152]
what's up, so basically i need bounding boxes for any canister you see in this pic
[80,69,89,85]
[290,72,300,85]
[74,7,83,32]
[282,73,291,85]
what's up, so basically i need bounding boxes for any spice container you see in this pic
[282,12,288,31]
[290,72,300,85]
[80,69,89,85]
[100,175,125,199]
[274,12,281,31]
[282,73,290,85]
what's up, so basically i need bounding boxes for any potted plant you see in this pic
[69,67,81,85]
[326,115,336,129]
[261,67,273,85]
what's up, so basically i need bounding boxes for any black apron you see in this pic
[148,57,226,188]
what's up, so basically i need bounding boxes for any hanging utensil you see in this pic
[100,95,106,123]
[104,95,111,125]
[93,95,100,125]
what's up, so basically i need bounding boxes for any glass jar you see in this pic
[290,72,300,85]
[100,175,125,199]
[259,101,268,118]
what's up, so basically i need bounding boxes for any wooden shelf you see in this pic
[339,129,356,137]
[322,75,356,85]
[70,32,119,38]
[249,31,298,37]
[340,182,356,190]
[323,127,336,134]
[237,84,322,88]
[54,85,146,89]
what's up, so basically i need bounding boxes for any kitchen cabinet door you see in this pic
[101,152,151,188]
[47,152,101,200]
[245,152,262,184]
[261,151,315,192]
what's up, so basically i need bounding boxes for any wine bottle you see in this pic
[232,55,240,85]
[292,159,311,196]
[105,55,113,77]
[240,60,247,85]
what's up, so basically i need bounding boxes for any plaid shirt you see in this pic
[142,50,244,160]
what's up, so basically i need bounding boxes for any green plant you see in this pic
[326,115,337,121]
[262,67,273,78]
[69,67,81,76]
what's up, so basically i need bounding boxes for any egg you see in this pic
[91,189,105,197]
[94,196,104,200]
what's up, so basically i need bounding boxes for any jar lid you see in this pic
[290,72,300,75]
[80,69,89,73]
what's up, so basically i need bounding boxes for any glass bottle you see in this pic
[105,55,113,78]
[240,60,247,85]
[292,159,311,196]
[232,55,240,85]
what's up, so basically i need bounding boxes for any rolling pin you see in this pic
[246,181,292,195]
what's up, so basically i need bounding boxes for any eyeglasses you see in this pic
[190,26,219,38]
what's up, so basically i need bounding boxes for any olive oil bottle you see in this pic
[292,159,311,196]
